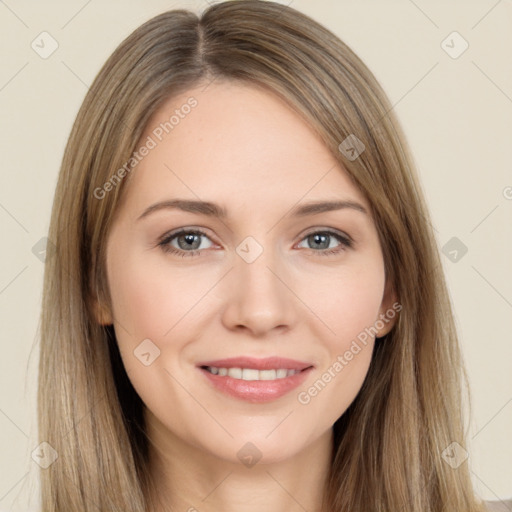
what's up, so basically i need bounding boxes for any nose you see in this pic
[220,246,296,337]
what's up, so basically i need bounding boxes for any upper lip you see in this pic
[197,357,314,371]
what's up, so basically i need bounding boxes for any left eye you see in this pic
[158,229,352,257]
[296,231,352,254]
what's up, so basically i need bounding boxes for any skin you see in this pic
[99,80,397,512]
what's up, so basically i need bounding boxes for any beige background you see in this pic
[0,0,511,509]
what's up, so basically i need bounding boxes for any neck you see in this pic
[145,411,333,512]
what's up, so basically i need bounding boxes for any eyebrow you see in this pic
[137,198,368,221]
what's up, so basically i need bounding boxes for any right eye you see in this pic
[158,228,215,257]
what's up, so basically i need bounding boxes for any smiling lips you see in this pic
[197,357,314,403]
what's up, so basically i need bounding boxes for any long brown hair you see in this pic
[38,1,487,510]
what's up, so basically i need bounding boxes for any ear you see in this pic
[375,278,400,338]
[90,288,113,326]
[93,301,113,326]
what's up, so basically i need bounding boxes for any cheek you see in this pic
[297,345,374,435]
[296,287,381,429]
[295,264,384,417]
[107,252,217,341]
[106,254,204,433]
[300,261,386,344]
[106,252,220,397]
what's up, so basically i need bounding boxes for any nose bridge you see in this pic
[221,235,295,335]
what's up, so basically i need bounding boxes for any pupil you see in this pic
[179,234,200,250]
[311,233,328,249]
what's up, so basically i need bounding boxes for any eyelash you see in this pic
[157,228,353,258]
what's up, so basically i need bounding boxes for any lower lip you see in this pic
[199,367,313,403]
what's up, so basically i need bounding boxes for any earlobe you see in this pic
[91,293,113,326]
[375,313,397,338]
[376,280,399,338]
[95,303,113,326]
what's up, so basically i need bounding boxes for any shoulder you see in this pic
[484,500,512,511]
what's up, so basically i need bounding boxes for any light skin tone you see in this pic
[98,80,397,512]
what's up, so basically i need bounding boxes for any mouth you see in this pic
[196,357,314,403]
[201,366,304,380]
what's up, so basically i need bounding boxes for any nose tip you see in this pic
[220,254,295,337]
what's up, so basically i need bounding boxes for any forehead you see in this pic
[122,80,368,215]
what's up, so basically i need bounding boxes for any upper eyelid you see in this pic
[160,226,352,248]
[159,227,218,245]
[300,226,352,241]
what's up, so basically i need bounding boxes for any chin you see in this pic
[195,424,325,468]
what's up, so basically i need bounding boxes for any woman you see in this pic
[38,1,498,510]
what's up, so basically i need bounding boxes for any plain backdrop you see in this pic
[0,0,511,510]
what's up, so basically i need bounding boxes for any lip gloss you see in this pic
[199,366,313,403]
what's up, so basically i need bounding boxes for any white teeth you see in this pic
[242,368,260,381]
[205,366,301,381]
[227,367,242,379]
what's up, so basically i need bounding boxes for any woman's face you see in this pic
[102,80,397,465]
